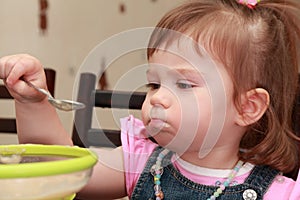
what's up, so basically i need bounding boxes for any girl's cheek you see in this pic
[141,100,150,124]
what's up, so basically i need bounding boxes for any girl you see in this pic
[1,0,300,199]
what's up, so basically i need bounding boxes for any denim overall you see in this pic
[131,147,279,200]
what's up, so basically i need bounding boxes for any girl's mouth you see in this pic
[146,118,170,135]
[149,118,166,128]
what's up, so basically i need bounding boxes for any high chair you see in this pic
[72,72,146,148]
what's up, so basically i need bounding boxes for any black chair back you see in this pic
[72,73,146,147]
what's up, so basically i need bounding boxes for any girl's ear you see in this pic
[235,88,270,126]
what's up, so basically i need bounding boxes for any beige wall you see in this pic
[0,0,185,144]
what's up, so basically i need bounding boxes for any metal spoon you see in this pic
[22,78,85,111]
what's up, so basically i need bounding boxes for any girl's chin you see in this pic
[152,134,197,155]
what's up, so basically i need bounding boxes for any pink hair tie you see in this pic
[238,0,260,9]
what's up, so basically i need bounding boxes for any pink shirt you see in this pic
[121,115,300,199]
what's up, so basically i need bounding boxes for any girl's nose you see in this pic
[149,86,172,108]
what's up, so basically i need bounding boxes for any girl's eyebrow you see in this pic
[146,67,204,81]
[171,68,203,80]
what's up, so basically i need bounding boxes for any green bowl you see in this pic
[0,144,98,200]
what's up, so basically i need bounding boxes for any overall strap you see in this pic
[131,146,172,199]
[142,146,173,173]
[244,165,280,196]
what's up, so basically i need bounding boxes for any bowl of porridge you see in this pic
[0,144,98,200]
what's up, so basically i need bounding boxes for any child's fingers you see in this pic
[0,55,16,80]
[0,54,44,87]
[0,54,47,102]
[1,55,24,85]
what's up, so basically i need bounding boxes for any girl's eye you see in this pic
[176,81,195,89]
[146,83,160,90]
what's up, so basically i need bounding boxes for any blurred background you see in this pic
[0,0,186,144]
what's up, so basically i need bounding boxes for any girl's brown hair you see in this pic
[147,0,300,173]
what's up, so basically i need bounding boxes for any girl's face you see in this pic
[142,50,242,157]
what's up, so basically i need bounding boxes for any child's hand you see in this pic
[0,54,48,104]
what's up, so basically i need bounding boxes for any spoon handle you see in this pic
[20,76,85,111]
[21,77,52,98]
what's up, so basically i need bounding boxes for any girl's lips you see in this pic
[149,118,164,128]
[147,118,170,130]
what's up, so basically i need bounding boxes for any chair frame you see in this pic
[72,73,146,148]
